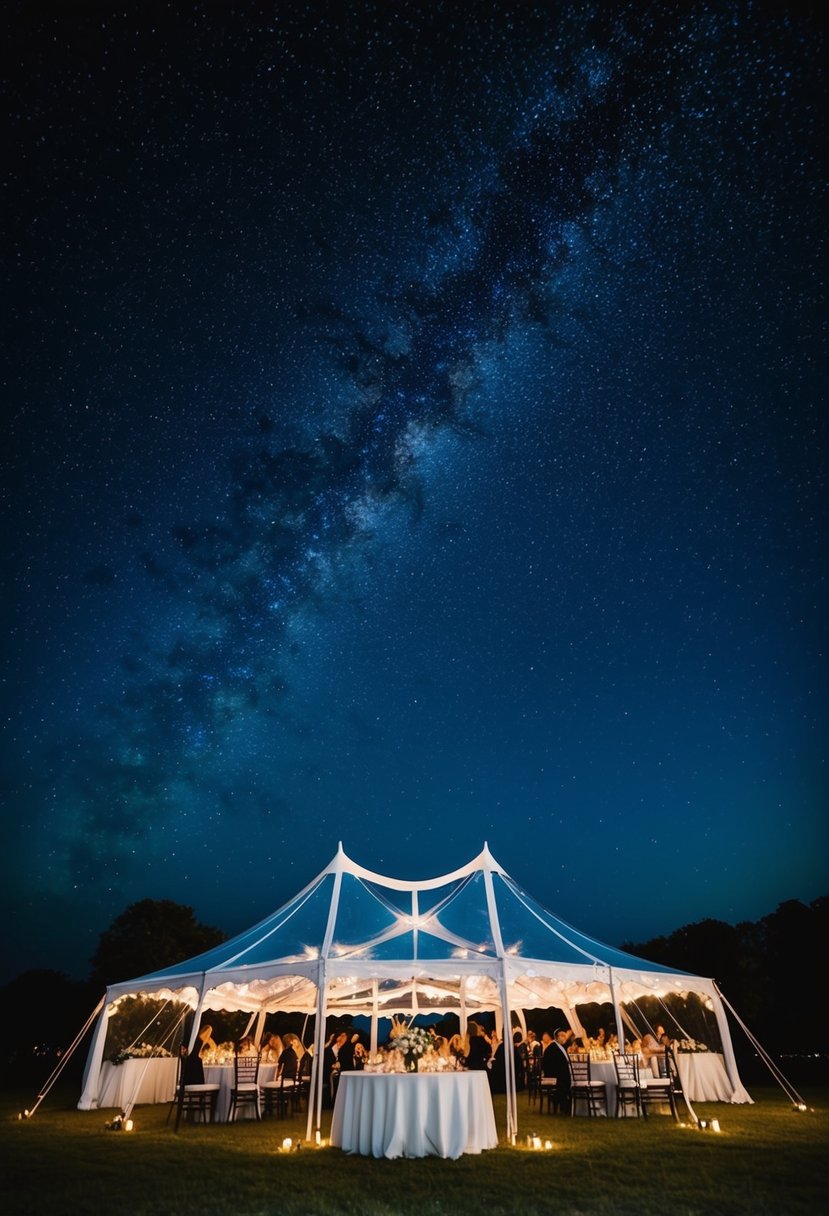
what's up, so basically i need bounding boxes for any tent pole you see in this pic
[482,855,516,1142]
[370,980,379,1056]
[498,967,517,1142]
[608,968,626,1054]
[253,1009,267,1048]
[307,961,328,1143]
[186,976,209,1054]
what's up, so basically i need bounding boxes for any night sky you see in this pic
[3,2,826,985]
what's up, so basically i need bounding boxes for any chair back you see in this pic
[653,1051,670,1080]
[234,1052,260,1086]
[613,1052,639,1086]
[665,1047,683,1093]
[568,1053,591,1085]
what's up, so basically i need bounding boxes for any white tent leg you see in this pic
[186,978,209,1054]
[253,1009,267,1048]
[370,980,379,1056]
[499,969,517,1143]
[609,969,626,1056]
[306,961,328,1143]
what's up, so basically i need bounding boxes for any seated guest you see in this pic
[525,1030,542,1062]
[237,1035,257,1056]
[513,1031,527,1091]
[263,1033,283,1062]
[278,1033,301,1081]
[464,1021,490,1070]
[330,1030,353,1072]
[641,1031,662,1073]
[489,1034,506,1093]
[322,1035,337,1106]
[641,1031,661,1060]
[351,1034,367,1069]
[449,1033,468,1061]
[197,1024,217,1059]
[181,1045,205,1085]
[434,1035,452,1060]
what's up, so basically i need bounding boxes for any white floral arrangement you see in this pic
[387,1017,435,1062]
[111,1043,173,1064]
[677,1038,709,1054]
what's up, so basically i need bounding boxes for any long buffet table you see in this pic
[331,1072,498,1159]
[588,1053,750,1114]
[96,1058,278,1119]
[97,1058,177,1109]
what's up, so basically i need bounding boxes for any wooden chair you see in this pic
[612,1052,642,1118]
[170,1049,220,1130]
[639,1049,678,1120]
[540,1076,558,1113]
[568,1053,608,1117]
[228,1051,261,1122]
[260,1074,292,1119]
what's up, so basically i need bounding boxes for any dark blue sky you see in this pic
[3,2,826,984]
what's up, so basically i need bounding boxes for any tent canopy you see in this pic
[102,842,712,1016]
[80,843,753,1120]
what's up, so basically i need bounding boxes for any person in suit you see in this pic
[542,1029,572,1115]
[488,1033,506,1092]
[321,1035,337,1107]
[512,1030,527,1092]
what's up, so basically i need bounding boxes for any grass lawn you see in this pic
[1,1084,827,1215]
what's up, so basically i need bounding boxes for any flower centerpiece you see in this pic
[387,1017,435,1072]
[677,1038,709,1054]
[111,1043,173,1065]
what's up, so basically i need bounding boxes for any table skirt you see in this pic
[331,1072,498,1159]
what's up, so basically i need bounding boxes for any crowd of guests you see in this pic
[181,1019,675,1110]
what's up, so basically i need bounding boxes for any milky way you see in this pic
[3,3,825,980]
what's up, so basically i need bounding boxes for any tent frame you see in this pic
[79,843,752,1127]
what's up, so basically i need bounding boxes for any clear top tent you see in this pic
[79,843,751,1136]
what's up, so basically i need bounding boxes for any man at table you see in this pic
[542,1029,572,1115]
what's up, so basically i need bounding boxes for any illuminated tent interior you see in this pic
[78,843,751,1136]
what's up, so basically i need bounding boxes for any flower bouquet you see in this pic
[387,1017,435,1072]
[111,1043,172,1065]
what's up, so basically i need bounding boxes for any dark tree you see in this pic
[89,899,224,990]
[0,969,96,1086]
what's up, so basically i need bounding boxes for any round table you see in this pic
[331,1071,498,1159]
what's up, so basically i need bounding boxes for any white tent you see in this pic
[79,843,751,1135]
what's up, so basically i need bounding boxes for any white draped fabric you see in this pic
[97,1058,176,1109]
[331,1073,498,1159]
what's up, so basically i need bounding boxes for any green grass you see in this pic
[1,1085,827,1215]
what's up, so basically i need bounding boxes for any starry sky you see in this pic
[3,1,826,985]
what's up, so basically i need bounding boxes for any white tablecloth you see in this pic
[331,1072,498,1159]
[204,1063,278,1122]
[97,1058,177,1109]
[676,1053,746,1101]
